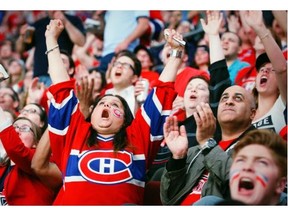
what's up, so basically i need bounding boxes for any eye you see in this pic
[234,96,243,102]
[234,157,244,163]
[197,85,207,91]
[257,159,268,166]
[220,95,228,102]
[111,103,119,108]
[98,101,104,105]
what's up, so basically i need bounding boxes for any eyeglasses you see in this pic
[13,124,33,133]
[20,108,39,115]
[113,61,135,72]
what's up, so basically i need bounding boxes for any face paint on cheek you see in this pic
[255,172,269,188]
[112,108,124,119]
[229,169,241,185]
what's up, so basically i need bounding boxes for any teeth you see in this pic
[260,77,267,84]
[239,177,254,190]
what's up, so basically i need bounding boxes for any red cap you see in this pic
[175,67,210,97]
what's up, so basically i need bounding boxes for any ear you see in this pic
[275,176,287,194]
[249,108,256,121]
[13,101,19,111]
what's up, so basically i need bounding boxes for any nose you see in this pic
[242,160,254,172]
[225,97,234,105]
[103,103,111,108]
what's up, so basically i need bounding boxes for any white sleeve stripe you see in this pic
[50,90,75,109]
[48,124,69,135]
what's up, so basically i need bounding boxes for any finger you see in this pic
[172,115,178,131]
[179,125,187,137]
[195,103,207,123]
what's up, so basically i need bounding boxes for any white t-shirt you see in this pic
[252,96,286,134]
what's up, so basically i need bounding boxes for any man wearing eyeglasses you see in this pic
[100,50,142,116]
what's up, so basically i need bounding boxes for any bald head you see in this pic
[217,85,256,133]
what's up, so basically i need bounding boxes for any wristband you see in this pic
[170,49,183,58]
[45,44,59,55]
[260,32,269,41]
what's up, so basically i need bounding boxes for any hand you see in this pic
[172,96,184,113]
[227,14,241,33]
[163,116,188,159]
[163,28,184,49]
[242,11,265,32]
[45,19,65,40]
[200,11,223,36]
[26,77,46,104]
[134,78,145,98]
[114,40,129,54]
[52,11,67,25]
[194,102,216,147]
[76,76,94,119]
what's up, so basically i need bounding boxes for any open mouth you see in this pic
[189,94,197,100]
[260,76,268,85]
[101,109,110,119]
[115,72,122,77]
[239,177,254,191]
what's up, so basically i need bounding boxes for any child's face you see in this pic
[230,144,283,205]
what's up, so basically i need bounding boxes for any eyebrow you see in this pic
[221,92,245,98]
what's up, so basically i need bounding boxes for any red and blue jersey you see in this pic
[48,79,176,205]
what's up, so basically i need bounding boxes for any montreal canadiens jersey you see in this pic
[48,79,176,205]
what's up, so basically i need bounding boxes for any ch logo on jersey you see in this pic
[78,150,133,185]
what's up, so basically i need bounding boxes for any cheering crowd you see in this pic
[0,10,287,206]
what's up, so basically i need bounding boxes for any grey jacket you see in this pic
[160,145,232,205]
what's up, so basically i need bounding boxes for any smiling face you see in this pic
[183,78,209,116]
[0,87,19,111]
[90,95,125,136]
[230,144,283,205]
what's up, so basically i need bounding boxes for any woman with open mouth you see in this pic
[40,19,184,205]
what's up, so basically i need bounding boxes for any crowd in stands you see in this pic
[0,10,287,206]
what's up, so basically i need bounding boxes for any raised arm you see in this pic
[158,29,185,82]
[45,19,70,85]
[200,10,225,64]
[53,11,85,47]
[114,16,149,54]
[243,10,287,103]
[31,129,62,191]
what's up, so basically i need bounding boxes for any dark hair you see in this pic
[115,50,142,77]
[86,94,134,151]
[60,49,75,77]
[6,87,20,103]
[88,67,107,90]
[134,45,155,69]
[220,31,242,46]
[13,116,43,144]
[29,103,48,133]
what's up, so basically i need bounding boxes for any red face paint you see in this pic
[112,108,123,119]
[255,172,268,188]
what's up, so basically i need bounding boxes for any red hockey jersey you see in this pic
[48,79,176,205]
